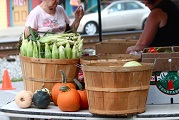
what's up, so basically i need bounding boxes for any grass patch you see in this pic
[0,78,23,83]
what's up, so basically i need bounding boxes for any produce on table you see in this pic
[123,61,142,67]
[147,47,172,53]
[15,90,33,108]
[57,86,81,112]
[148,47,158,53]
[32,85,52,109]
[51,70,76,105]
[20,27,84,59]
[74,79,88,110]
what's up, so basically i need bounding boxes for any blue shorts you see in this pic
[72,6,78,12]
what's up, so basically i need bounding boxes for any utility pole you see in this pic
[97,0,103,42]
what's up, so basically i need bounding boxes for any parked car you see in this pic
[71,0,150,35]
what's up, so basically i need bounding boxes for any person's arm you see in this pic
[24,27,37,37]
[126,9,163,53]
[24,9,39,37]
[24,12,38,37]
[70,6,84,32]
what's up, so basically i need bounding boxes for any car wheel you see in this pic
[84,22,98,35]
[142,19,147,29]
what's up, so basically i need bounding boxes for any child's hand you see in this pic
[74,6,84,21]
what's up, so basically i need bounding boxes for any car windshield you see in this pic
[85,2,111,13]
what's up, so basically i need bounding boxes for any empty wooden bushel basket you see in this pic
[82,62,153,116]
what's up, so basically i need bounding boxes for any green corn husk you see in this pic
[32,41,39,58]
[77,39,83,51]
[56,41,67,47]
[65,42,72,59]
[72,43,77,58]
[71,36,78,41]
[37,41,42,58]
[45,43,52,59]
[20,39,28,56]
[49,44,53,51]
[56,38,67,42]
[58,45,66,59]
[39,34,70,43]
[20,46,24,56]
[67,40,75,46]
[77,42,83,58]
[52,42,59,59]
[39,35,57,43]
[75,38,83,58]
[27,40,33,57]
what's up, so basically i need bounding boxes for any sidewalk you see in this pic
[0,26,24,38]
[0,26,24,42]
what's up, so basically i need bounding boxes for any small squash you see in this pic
[74,79,88,109]
[32,84,51,109]
[15,90,33,108]
[51,69,76,105]
[57,86,80,112]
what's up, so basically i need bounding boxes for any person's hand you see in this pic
[126,45,146,54]
[74,6,84,22]
[126,46,136,54]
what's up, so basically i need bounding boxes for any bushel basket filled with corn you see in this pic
[18,27,82,93]
[19,27,83,59]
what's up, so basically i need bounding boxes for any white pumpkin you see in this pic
[15,90,33,108]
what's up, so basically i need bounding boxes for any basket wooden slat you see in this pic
[19,54,80,93]
[82,62,153,116]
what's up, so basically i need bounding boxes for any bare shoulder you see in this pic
[149,8,165,17]
[150,8,167,21]
[147,8,166,22]
[148,8,167,27]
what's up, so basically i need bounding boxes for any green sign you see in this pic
[154,71,179,95]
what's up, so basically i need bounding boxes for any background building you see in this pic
[0,0,97,28]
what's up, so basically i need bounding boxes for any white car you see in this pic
[72,0,150,35]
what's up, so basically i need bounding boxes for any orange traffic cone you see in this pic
[0,69,16,90]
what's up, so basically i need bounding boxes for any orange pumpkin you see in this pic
[74,79,88,109]
[57,86,80,112]
[51,70,76,105]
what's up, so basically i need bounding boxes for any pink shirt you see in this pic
[25,5,70,34]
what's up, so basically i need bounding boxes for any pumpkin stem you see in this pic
[60,86,70,92]
[60,70,67,84]
[73,79,84,90]
[41,82,45,89]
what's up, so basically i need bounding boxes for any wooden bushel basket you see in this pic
[82,62,153,116]
[19,54,80,93]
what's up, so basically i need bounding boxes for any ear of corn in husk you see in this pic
[45,43,52,59]
[27,40,33,57]
[59,45,66,59]
[72,42,77,58]
[65,41,72,59]
[37,41,42,58]
[32,41,38,58]
[20,39,28,56]
[52,42,59,59]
